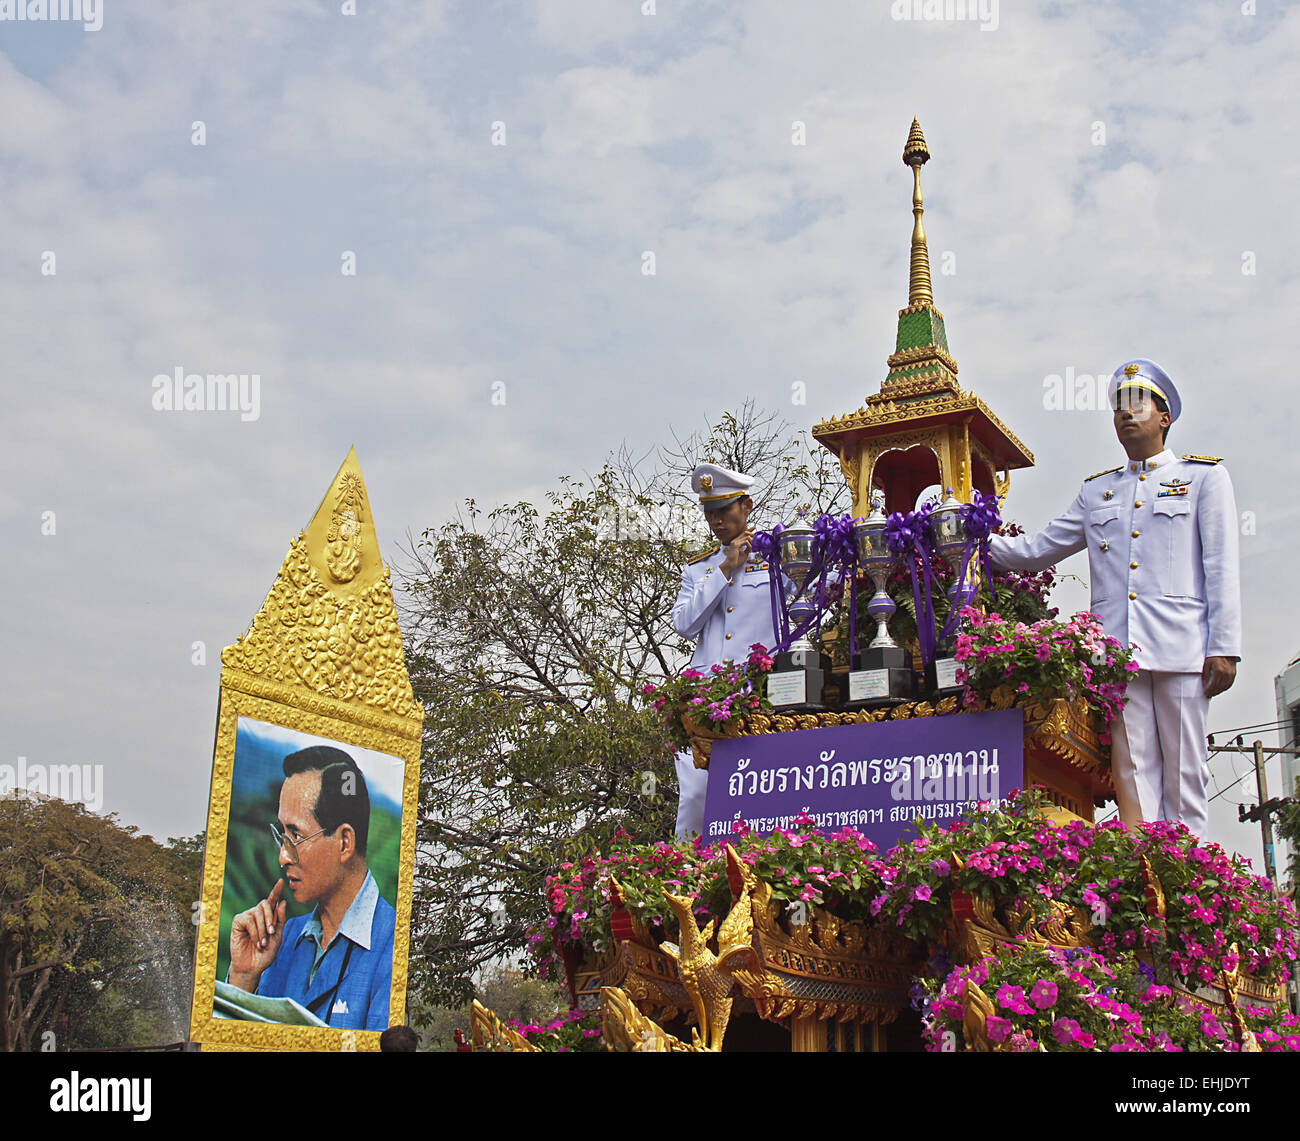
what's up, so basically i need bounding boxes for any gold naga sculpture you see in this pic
[601,846,761,1053]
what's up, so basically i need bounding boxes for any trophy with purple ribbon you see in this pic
[763,506,834,713]
[840,493,916,710]
[925,490,989,700]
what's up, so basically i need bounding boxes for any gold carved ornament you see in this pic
[470,1000,540,1052]
[601,848,759,1052]
[189,449,424,1053]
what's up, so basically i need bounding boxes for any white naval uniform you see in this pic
[671,545,778,839]
[988,449,1241,835]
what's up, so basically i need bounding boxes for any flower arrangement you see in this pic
[640,643,775,751]
[533,814,885,969]
[828,520,1059,668]
[850,788,1298,989]
[528,789,1300,1050]
[952,608,1136,730]
[501,1007,603,1052]
[920,944,1300,1052]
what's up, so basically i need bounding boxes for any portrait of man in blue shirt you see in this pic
[227,745,396,1031]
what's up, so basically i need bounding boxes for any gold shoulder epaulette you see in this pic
[1084,465,1123,482]
[1181,454,1223,464]
[686,543,720,565]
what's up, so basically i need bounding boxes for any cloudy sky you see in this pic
[3,1,1297,868]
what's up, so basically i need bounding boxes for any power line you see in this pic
[1207,719,1290,740]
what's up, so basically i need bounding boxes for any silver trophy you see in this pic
[777,507,818,653]
[768,505,831,711]
[928,490,975,697]
[842,493,915,708]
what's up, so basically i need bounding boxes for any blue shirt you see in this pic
[256,870,396,1031]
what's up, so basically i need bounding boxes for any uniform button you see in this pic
[1134,500,1142,508]
[1131,530,1140,538]
[727,606,734,613]
[1138,474,1146,481]
[1130,561,1139,569]
[1128,592,1137,600]
[725,633,733,640]
[1129,464,1137,472]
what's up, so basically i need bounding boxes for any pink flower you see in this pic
[1051,1018,1094,1049]
[996,984,1034,1016]
[985,1015,1012,1043]
[1029,980,1058,1010]
[912,884,933,902]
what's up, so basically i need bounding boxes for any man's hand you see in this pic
[228,877,287,993]
[719,530,754,579]
[1202,656,1237,698]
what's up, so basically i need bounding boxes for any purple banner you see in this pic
[701,708,1024,853]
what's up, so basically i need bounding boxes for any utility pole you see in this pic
[1210,736,1300,889]
[1248,740,1277,884]
[1215,736,1300,1017]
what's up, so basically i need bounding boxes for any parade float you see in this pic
[470,122,1299,1053]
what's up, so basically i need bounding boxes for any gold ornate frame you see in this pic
[188,450,424,1052]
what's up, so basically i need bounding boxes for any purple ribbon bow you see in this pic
[883,503,944,664]
[938,491,1003,643]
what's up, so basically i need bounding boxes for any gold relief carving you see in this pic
[813,394,1034,473]
[734,850,914,1027]
[470,1000,541,1052]
[837,447,863,514]
[961,978,999,1052]
[1023,697,1109,777]
[324,472,365,583]
[600,987,696,1052]
[220,539,420,722]
[970,439,999,493]
[884,343,960,373]
[190,450,423,1053]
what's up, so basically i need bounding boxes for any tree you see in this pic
[1276,777,1300,892]
[398,405,844,1010]
[0,794,200,1051]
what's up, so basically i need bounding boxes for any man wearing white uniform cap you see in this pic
[670,463,778,838]
[988,359,1241,836]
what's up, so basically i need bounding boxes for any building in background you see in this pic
[1277,655,1300,800]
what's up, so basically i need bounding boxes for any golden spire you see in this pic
[903,117,933,307]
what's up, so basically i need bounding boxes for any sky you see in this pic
[2,0,1298,871]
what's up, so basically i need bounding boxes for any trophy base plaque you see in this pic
[839,645,915,711]
[925,655,964,702]
[768,649,832,713]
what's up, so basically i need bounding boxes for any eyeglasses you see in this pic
[269,822,328,862]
